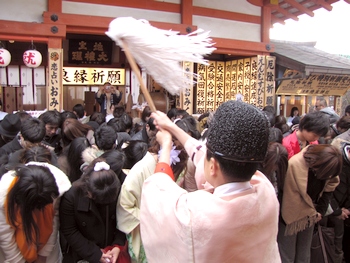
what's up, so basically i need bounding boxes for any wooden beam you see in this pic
[212,37,274,54]
[283,0,314,17]
[315,0,333,11]
[247,0,263,6]
[271,15,286,25]
[48,0,62,12]
[271,4,299,21]
[261,6,271,42]
[344,0,350,4]
[64,0,180,13]
[0,20,66,38]
[0,35,49,43]
[43,12,196,35]
[181,0,193,25]
[193,6,261,24]
[215,48,271,56]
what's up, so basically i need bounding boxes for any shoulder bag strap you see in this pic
[318,223,329,263]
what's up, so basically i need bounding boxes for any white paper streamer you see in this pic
[106,17,216,95]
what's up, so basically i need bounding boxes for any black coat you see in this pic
[59,186,126,263]
[95,92,122,115]
[331,160,350,214]
[0,137,21,155]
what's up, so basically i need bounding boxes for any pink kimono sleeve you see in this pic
[184,138,212,190]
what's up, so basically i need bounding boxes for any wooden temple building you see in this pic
[0,0,349,116]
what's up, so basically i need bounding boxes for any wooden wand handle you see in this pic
[120,40,157,112]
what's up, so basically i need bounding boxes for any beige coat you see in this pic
[282,146,339,235]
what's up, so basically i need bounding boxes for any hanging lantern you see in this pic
[0,41,11,67]
[23,41,42,68]
[23,49,42,68]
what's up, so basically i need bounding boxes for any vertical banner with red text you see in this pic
[206,61,216,112]
[48,48,63,111]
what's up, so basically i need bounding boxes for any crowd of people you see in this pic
[0,92,349,263]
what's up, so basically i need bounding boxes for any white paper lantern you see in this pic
[0,48,11,67]
[23,49,42,68]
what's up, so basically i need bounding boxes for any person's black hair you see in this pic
[167,108,178,120]
[19,145,52,164]
[274,115,287,132]
[289,107,299,117]
[94,123,117,151]
[123,140,148,169]
[147,117,156,131]
[206,101,269,181]
[7,165,59,246]
[73,104,85,119]
[39,110,62,126]
[16,111,31,123]
[299,111,330,137]
[108,118,127,133]
[336,116,350,132]
[60,111,78,124]
[268,127,283,144]
[75,157,120,204]
[260,142,288,203]
[113,106,126,119]
[90,112,105,125]
[21,118,46,143]
[100,149,126,183]
[141,106,152,123]
[119,113,133,131]
[66,137,91,183]
[176,109,189,119]
[85,121,100,131]
[262,105,276,115]
[292,116,301,125]
[345,105,350,116]
[176,117,201,139]
[263,111,275,127]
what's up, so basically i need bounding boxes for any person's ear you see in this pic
[208,156,219,179]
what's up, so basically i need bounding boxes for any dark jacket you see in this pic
[330,145,350,216]
[0,137,22,155]
[95,92,122,115]
[130,126,149,144]
[59,186,126,263]
[42,133,62,155]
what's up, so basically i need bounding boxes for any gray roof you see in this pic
[271,40,350,75]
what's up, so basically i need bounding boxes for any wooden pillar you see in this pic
[48,0,62,13]
[261,6,272,43]
[181,0,193,26]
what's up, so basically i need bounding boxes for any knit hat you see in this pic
[0,113,21,138]
[207,100,269,162]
